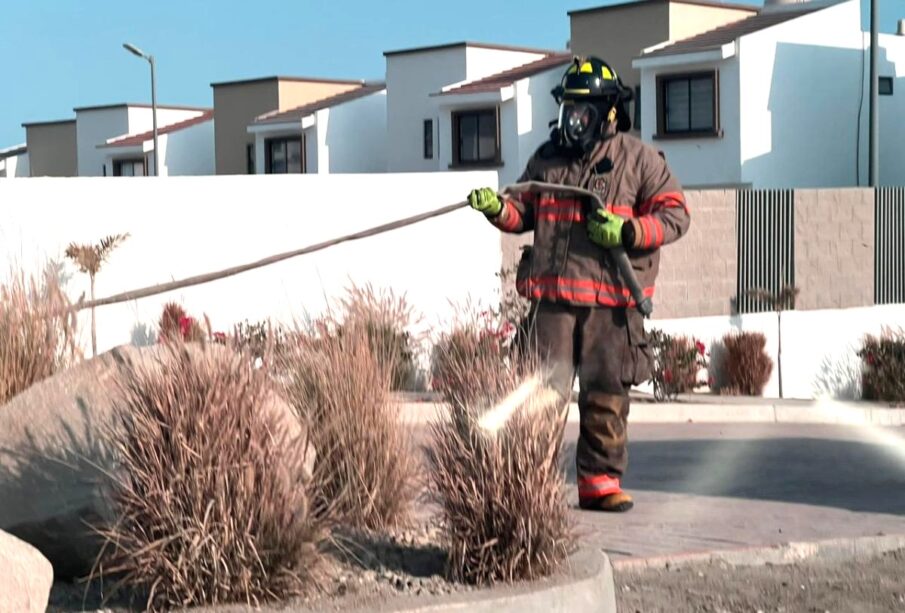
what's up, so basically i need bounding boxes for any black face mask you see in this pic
[557,100,608,154]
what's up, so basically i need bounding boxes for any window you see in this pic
[423,119,434,159]
[880,77,894,96]
[656,71,719,138]
[451,108,500,167]
[113,158,146,177]
[633,85,641,131]
[247,143,256,174]
[265,137,304,174]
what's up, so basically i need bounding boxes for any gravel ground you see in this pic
[615,548,905,613]
[47,518,473,613]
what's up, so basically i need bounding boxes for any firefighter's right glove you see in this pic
[468,188,502,217]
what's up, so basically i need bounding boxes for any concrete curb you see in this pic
[362,548,616,613]
[400,401,905,426]
[611,533,905,572]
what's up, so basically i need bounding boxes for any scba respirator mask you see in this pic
[556,99,614,154]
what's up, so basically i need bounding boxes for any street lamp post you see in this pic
[123,43,159,177]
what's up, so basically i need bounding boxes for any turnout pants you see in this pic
[531,301,652,501]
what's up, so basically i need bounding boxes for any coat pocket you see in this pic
[620,308,653,386]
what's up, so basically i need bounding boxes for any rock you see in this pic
[0,529,53,613]
[0,344,312,579]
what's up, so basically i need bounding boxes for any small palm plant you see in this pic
[65,233,130,356]
[746,285,799,398]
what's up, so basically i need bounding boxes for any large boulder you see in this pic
[0,344,312,579]
[0,529,54,613]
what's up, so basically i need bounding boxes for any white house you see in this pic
[430,53,570,187]
[0,144,28,178]
[98,111,215,177]
[384,42,564,174]
[246,84,387,174]
[74,103,210,176]
[633,0,905,189]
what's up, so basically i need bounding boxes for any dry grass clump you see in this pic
[97,344,327,611]
[0,266,79,405]
[279,287,418,531]
[720,331,773,396]
[426,317,574,585]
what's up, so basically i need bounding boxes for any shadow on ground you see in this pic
[563,437,905,515]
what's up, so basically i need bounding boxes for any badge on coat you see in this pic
[592,175,607,193]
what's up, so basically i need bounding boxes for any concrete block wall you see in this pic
[654,189,737,320]
[794,189,874,311]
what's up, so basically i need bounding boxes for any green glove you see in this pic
[468,187,502,217]
[587,209,625,249]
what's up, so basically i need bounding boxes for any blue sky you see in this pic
[1,0,902,146]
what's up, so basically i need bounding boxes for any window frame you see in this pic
[423,119,434,159]
[246,143,256,174]
[655,70,721,140]
[264,135,305,174]
[879,76,894,96]
[450,106,502,168]
[112,157,147,177]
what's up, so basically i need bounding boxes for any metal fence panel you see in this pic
[876,188,905,305]
[736,190,795,314]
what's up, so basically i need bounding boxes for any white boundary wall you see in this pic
[0,172,501,356]
[646,304,905,400]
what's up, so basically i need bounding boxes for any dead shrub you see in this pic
[279,292,418,531]
[720,331,773,396]
[97,344,328,611]
[0,267,79,405]
[426,317,574,585]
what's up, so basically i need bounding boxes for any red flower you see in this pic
[695,340,706,356]
[866,352,876,366]
[178,315,195,339]
[663,368,673,384]
[213,331,227,344]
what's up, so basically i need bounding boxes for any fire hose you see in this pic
[73,182,652,317]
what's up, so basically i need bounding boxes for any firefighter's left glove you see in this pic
[587,209,625,249]
[468,187,502,217]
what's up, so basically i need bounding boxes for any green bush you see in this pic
[858,329,905,403]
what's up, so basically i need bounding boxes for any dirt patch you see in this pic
[616,548,905,613]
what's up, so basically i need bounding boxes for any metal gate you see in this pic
[736,190,795,313]
[876,188,905,304]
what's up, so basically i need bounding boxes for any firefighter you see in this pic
[468,56,690,512]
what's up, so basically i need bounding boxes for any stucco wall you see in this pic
[570,2,671,90]
[25,121,77,177]
[76,108,130,176]
[319,91,387,173]
[668,3,756,42]
[162,120,215,176]
[0,172,502,357]
[739,0,865,188]
[640,56,743,188]
[213,80,280,175]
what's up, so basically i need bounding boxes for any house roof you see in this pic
[74,102,212,113]
[384,41,560,57]
[101,110,214,148]
[438,53,572,96]
[568,0,760,16]
[0,144,26,160]
[641,3,823,58]
[21,118,76,128]
[210,75,367,88]
[252,83,386,125]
